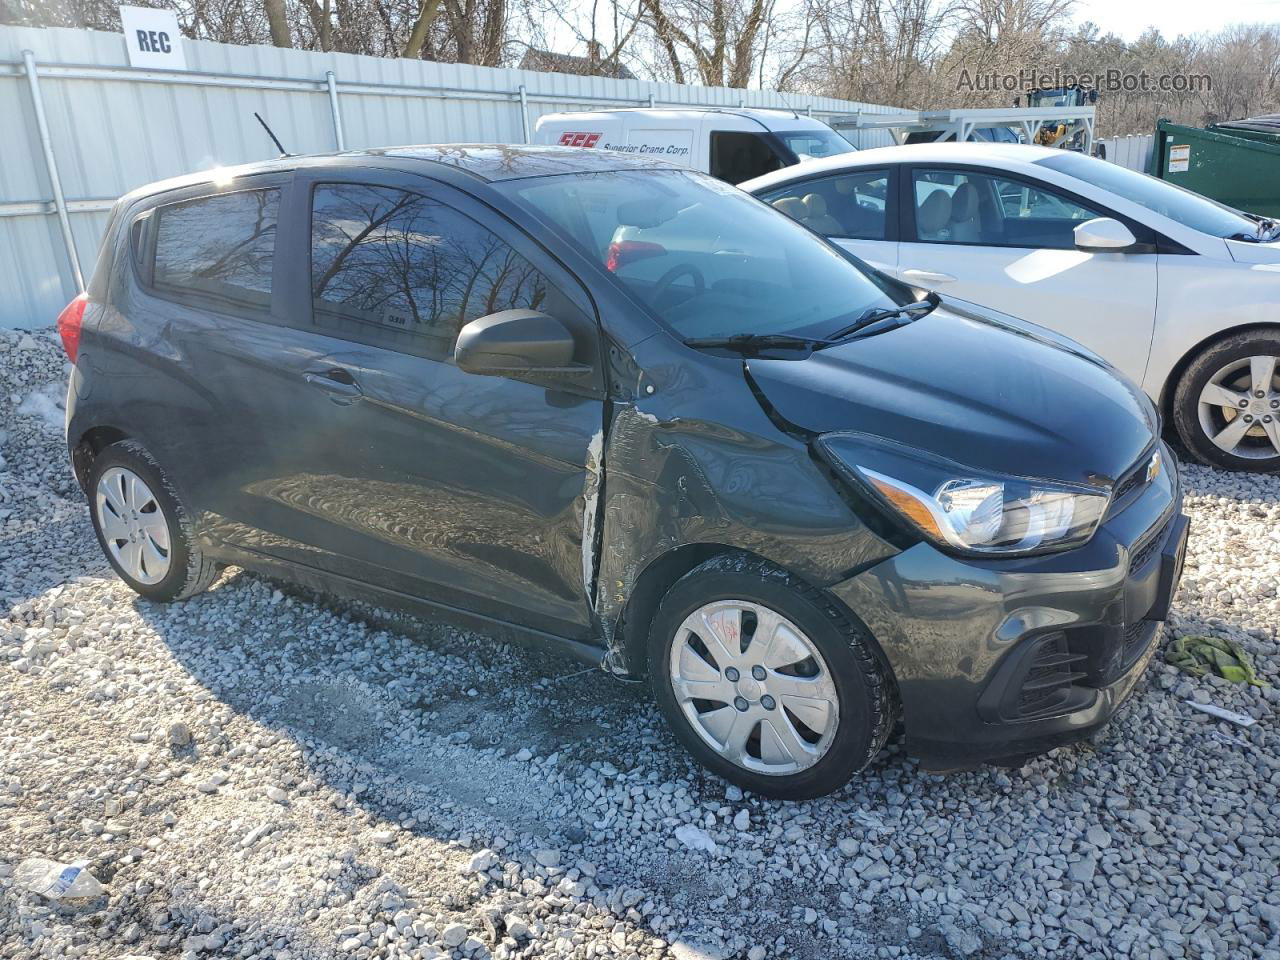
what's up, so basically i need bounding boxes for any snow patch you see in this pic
[17,382,66,434]
[674,824,718,854]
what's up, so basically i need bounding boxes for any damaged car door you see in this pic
[268,172,606,637]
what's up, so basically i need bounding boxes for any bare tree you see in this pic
[951,0,1074,45]
[1194,24,1280,125]
[402,0,445,58]
[265,0,292,46]
[761,0,822,90]
[512,0,645,76]
[638,0,775,87]
[800,0,958,106]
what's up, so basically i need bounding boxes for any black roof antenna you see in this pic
[771,87,803,120]
[255,112,290,157]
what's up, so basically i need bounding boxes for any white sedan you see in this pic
[744,143,1280,473]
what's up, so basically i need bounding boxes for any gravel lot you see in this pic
[1,326,1278,960]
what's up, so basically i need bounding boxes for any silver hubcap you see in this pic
[669,600,839,776]
[1198,355,1280,460]
[95,467,172,585]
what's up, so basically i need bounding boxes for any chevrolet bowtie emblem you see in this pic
[1146,450,1162,484]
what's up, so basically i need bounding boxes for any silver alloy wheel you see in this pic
[668,599,839,776]
[95,466,172,585]
[1197,355,1280,460]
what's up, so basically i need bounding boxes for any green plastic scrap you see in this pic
[1166,634,1268,687]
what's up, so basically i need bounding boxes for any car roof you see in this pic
[118,143,685,203]
[371,144,682,180]
[741,142,1067,191]
[536,106,835,132]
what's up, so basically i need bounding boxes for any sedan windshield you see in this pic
[776,129,857,160]
[497,169,903,342]
[1037,152,1260,240]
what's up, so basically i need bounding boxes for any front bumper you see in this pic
[828,446,1188,772]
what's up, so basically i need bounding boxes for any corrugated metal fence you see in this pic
[0,25,903,329]
[1098,134,1155,173]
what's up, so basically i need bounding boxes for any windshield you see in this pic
[1037,152,1260,239]
[498,169,902,341]
[1032,93,1077,109]
[776,129,857,161]
[974,126,1021,144]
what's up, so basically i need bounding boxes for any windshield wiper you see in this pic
[685,300,935,355]
[683,333,831,354]
[1235,213,1278,241]
[826,300,935,342]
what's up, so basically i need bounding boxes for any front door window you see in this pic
[910,169,1101,248]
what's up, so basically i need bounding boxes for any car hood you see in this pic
[746,300,1157,487]
[1225,237,1280,264]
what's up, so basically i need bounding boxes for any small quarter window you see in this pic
[151,189,280,312]
[129,211,151,278]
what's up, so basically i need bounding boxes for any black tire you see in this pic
[648,554,895,800]
[1172,331,1280,473]
[87,440,219,602]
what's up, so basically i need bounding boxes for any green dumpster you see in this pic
[1148,117,1280,218]
[1211,114,1280,146]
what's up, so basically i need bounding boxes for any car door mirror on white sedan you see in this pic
[1074,217,1138,253]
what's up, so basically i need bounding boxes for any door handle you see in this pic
[303,368,363,405]
[900,269,957,285]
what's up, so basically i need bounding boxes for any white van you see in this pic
[532,107,857,184]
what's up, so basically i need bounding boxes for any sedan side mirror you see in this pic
[1074,217,1138,253]
[455,309,579,376]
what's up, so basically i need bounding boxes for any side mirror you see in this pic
[455,309,578,376]
[1074,217,1137,253]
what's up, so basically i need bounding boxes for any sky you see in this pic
[1071,0,1280,40]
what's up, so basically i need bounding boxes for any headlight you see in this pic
[817,433,1110,556]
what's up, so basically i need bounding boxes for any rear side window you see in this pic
[709,131,785,184]
[310,183,569,361]
[150,188,280,312]
[758,170,890,240]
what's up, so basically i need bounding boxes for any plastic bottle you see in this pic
[12,859,105,899]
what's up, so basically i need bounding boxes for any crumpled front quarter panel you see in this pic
[596,334,898,665]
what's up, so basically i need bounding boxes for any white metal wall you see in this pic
[1099,134,1154,173]
[0,25,904,329]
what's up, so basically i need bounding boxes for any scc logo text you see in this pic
[558,132,602,147]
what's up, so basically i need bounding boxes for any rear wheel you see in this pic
[648,555,894,800]
[88,440,219,601]
[1173,332,1280,473]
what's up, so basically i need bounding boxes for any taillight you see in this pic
[606,240,666,272]
[56,293,88,362]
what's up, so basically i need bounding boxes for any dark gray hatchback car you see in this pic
[59,145,1188,799]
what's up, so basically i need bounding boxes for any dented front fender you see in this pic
[593,332,898,674]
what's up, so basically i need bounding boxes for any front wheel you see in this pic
[1173,333,1280,473]
[648,555,895,800]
